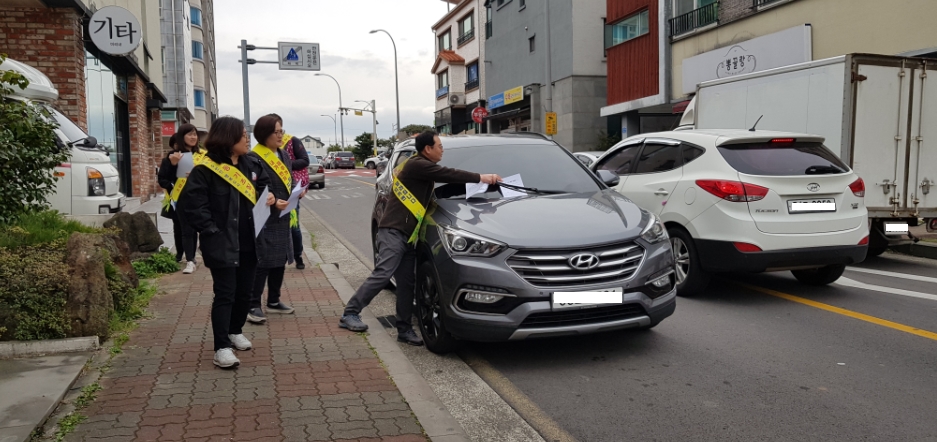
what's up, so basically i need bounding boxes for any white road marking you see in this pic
[835,277,937,302]
[847,267,937,284]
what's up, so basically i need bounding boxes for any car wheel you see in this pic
[669,228,710,297]
[367,163,375,169]
[319,181,325,189]
[791,264,846,286]
[417,261,459,354]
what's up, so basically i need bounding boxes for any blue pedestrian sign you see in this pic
[277,42,321,71]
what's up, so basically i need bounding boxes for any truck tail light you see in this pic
[87,167,105,196]
[696,180,769,202]
[849,178,865,197]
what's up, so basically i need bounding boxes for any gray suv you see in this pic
[372,135,676,353]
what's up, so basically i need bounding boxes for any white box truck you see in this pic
[1,58,124,215]
[679,54,936,255]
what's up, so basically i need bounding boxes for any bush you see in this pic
[0,54,71,225]
[0,245,70,340]
[132,247,179,279]
[0,210,100,249]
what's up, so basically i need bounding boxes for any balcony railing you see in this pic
[753,0,785,7]
[465,79,479,91]
[485,21,492,39]
[458,28,475,45]
[436,85,450,99]
[669,2,719,37]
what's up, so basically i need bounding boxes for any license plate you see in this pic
[788,199,836,213]
[884,223,909,235]
[551,288,622,311]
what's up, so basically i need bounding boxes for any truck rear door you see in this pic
[906,59,936,218]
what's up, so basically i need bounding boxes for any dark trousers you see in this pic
[209,250,257,351]
[251,266,285,309]
[343,228,416,333]
[290,202,304,260]
[171,213,197,261]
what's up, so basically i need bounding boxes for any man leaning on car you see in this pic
[339,131,502,346]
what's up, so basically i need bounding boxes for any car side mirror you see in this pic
[83,136,98,147]
[597,169,620,187]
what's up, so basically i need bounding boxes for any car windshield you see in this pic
[717,141,849,176]
[434,144,601,199]
[43,105,98,149]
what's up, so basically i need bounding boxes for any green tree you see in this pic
[0,54,69,225]
[596,130,622,151]
[352,132,376,162]
[327,144,343,152]
[400,124,433,136]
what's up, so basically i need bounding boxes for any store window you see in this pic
[191,7,202,27]
[194,90,205,108]
[605,10,649,48]
[192,41,204,60]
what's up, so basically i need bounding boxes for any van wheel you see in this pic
[669,228,710,297]
[417,262,459,354]
[792,264,846,286]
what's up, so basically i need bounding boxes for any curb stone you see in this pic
[0,337,99,360]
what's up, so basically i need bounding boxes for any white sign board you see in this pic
[682,25,812,95]
[89,6,141,56]
[278,42,321,71]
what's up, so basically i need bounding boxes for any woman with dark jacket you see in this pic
[264,113,310,270]
[246,115,295,325]
[158,123,202,273]
[177,117,277,369]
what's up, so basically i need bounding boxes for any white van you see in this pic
[1,58,124,215]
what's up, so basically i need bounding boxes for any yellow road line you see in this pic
[737,282,937,342]
[346,177,375,187]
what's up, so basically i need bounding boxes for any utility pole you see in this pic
[316,73,345,148]
[240,39,251,134]
[371,100,378,156]
[370,30,400,138]
[544,0,553,140]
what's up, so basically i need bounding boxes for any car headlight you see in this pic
[438,226,506,257]
[640,213,669,244]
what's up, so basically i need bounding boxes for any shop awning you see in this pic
[485,106,530,121]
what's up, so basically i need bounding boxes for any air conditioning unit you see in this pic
[448,94,463,106]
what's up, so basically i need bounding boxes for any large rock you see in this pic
[103,211,163,253]
[64,233,139,339]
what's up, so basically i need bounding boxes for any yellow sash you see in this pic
[168,152,206,203]
[252,141,298,227]
[201,158,257,205]
[393,158,427,244]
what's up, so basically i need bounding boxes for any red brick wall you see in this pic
[606,0,660,105]
[0,7,86,130]
[128,75,158,201]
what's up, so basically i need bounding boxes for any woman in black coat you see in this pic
[157,123,202,273]
[177,117,278,369]
[246,115,295,325]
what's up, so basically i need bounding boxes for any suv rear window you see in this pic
[336,152,354,157]
[717,141,849,176]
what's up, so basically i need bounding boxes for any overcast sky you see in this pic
[214,0,454,146]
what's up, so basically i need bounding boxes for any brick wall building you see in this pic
[0,1,166,202]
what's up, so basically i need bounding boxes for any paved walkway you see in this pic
[64,263,427,441]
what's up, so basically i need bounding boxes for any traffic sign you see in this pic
[545,112,557,135]
[472,106,489,124]
[278,42,320,71]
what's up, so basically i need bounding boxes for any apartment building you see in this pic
[0,0,168,200]
[433,0,487,135]
[483,0,608,152]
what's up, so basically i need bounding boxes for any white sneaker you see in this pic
[228,334,252,351]
[213,348,240,368]
[183,261,196,274]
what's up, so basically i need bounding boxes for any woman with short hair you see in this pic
[158,123,202,273]
[177,116,277,369]
[246,115,295,325]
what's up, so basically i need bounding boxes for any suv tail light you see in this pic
[696,180,769,202]
[849,178,865,197]
[317,165,324,173]
[858,236,869,246]
[733,242,763,252]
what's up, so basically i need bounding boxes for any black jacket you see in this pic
[248,147,294,268]
[177,153,272,269]
[288,137,309,171]
[379,154,480,235]
[157,148,203,218]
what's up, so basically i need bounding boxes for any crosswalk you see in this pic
[305,192,367,200]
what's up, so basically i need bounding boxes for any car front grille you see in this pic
[519,304,647,328]
[506,241,645,288]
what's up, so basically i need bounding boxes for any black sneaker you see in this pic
[266,302,294,314]
[339,314,368,332]
[246,308,266,324]
[295,256,305,270]
[397,329,424,347]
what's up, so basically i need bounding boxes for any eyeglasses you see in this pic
[274,130,285,136]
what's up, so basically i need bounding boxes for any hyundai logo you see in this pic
[569,253,600,270]
[807,183,821,192]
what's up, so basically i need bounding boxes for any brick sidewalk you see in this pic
[64,264,428,442]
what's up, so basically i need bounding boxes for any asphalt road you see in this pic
[308,171,937,441]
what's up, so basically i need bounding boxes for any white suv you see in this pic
[592,129,869,296]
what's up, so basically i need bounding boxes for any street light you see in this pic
[355,100,378,156]
[321,114,337,147]
[315,73,345,148]
[369,29,400,140]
